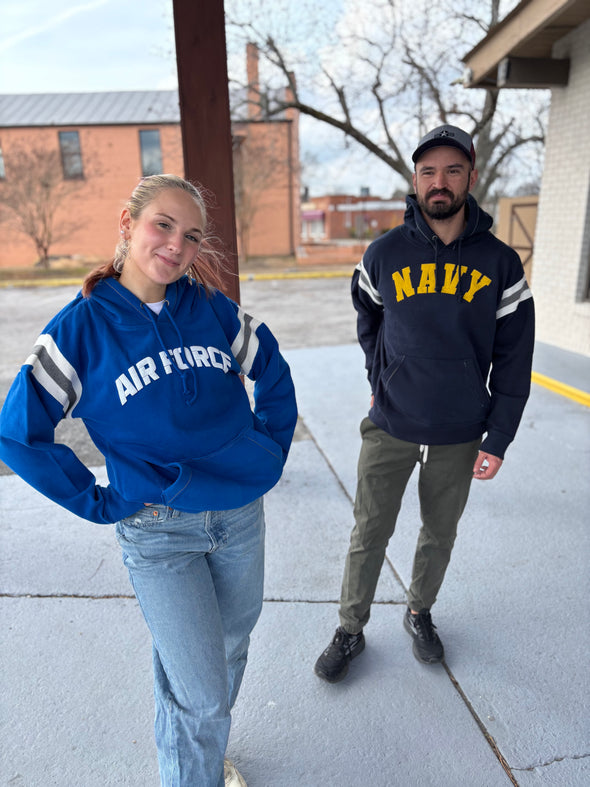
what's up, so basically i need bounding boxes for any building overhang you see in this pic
[461,0,590,89]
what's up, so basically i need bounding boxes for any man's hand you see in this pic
[473,450,503,480]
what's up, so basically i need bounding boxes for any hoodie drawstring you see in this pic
[143,303,199,405]
[434,236,467,301]
[432,238,440,293]
[456,238,465,301]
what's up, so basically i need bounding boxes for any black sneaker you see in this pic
[314,627,365,683]
[403,608,444,664]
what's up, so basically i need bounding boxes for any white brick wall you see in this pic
[533,18,590,356]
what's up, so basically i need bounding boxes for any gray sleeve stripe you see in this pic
[356,259,383,306]
[496,275,533,319]
[231,307,261,376]
[25,334,82,416]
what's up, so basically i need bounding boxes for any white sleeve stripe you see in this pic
[356,259,383,306]
[496,276,533,319]
[25,334,82,416]
[231,307,261,376]
[502,275,529,300]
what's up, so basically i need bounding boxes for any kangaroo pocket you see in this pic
[377,354,490,427]
[162,427,284,510]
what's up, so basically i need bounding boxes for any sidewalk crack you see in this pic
[443,663,519,786]
[513,752,590,771]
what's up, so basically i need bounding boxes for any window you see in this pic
[139,129,163,176]
[58,131,84,179]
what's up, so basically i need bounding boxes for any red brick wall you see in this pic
[236,121,298,257]
[0,125,184,267]
[302,194,405,241]
[0,118,298,268]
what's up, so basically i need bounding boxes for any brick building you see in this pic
[301,193,405,242]
[0,82,299,268]
[232,42,300,261]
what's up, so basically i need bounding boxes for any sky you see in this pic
[0,1,178,93]
[0,0,407,196]
[0,0,533,199]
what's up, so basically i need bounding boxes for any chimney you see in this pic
[246,42,261,120]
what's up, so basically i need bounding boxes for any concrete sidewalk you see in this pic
[1,341,589,786]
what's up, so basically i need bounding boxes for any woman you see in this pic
[0,174,298,786]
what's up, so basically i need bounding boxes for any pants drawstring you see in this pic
[419,444,429,465]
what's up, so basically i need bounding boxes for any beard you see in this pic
[417,185,469,221]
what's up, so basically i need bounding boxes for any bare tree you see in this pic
[226,0,548,203]
[232,125,291,263]
[0,144,88,268]
[233,131,258,263]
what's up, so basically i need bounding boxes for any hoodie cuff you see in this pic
[97,485,145,525]
[480,430,510,461]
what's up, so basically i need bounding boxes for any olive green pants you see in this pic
[339,417,481,634]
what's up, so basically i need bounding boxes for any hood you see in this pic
[403,193,493,247]
[87,276,188,325]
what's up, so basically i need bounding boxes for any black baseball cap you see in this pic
[412,124,476,167]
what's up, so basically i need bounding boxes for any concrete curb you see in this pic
[0,269,356,290]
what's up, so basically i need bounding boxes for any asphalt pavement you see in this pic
[1,275,589,786]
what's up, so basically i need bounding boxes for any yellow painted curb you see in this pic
[238,270,353,281]
[0,270,354,289]
[0,278,84,288]
[531,371,590,408]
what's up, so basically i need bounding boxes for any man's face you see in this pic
[412,146,477,221]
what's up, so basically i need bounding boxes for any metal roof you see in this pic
[0,91,181,128]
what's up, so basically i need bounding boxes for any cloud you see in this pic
[0,0,112,53]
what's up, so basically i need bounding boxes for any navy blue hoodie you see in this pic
[352,193,534,458]
[0,277,297,523]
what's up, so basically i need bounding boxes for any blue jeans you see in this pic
[116,497,265,787]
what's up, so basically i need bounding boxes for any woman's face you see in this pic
[119,187,205,302]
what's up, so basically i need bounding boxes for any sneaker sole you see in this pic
[403,616,444,664]
[314,638,366,683]
[411,644,444,664]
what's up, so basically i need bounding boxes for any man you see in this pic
[314,124,534,682]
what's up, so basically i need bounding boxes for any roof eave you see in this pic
[461,0,590,89]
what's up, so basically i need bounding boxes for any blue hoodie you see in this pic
[0,277,297,524]
[352,194,534,459]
